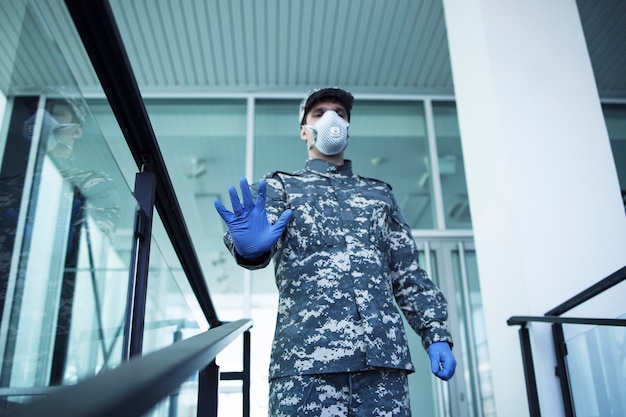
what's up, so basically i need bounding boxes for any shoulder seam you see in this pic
[357,175,393,190]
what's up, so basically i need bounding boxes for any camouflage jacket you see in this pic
[225,158,452,379]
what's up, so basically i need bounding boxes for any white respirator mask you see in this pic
[305,110,350,155]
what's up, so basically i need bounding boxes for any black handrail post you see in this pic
[122,171,156,360]
[518,324,541,417]
[168,327,183,417]
[243,330,251,417]
[551,323,575,417]
[198,360,220,417]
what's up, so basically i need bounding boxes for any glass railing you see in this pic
[507,265,626,417]
[141,223,210,357]
[566,315,626,417]
[0,86,139,391]
[0,1,244,415]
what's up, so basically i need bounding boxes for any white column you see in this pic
[442,1,626,416]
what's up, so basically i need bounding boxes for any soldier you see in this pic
[215,88,456,416]
[43,97,121,237]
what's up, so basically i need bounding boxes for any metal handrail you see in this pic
[507,315,626,327]
[507,264,626,417]
[6,319,252,417]
[56,1,253,415]
[545,264,626,316]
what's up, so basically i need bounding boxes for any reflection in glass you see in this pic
[143,231,209,357]
[0,92,136,391]
[142,100,248,302]
[351,101,434,230]
[452,248,495,417]
[409,248,447,417]
[433,102,472,229]
[567,323,626,417]
[254,99,307,179]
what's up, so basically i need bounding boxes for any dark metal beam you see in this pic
[551,324,575,417]
[518,325,541,417]
[507,316,626,327]
[545,265,626,316]
[63,0,220,327]
[122,171,156,360]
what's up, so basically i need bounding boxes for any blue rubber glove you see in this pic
[427,341,456,381]
[214,178,293,259]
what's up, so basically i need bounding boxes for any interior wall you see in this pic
[442,0,626,416]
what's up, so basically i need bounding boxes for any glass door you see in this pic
[406,238,495,417]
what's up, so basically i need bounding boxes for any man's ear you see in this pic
[72,124,83,139]
[300,125,308,141]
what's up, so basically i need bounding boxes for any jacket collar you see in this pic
[306,158,353,177]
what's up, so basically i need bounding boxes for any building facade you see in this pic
[0,1,625,416]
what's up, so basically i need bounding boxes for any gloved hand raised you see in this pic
[214,178,293,259]
[427,341,456,381]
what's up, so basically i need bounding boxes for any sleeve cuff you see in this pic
[235,250,271,268]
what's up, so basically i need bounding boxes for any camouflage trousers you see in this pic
[268,369,411,417]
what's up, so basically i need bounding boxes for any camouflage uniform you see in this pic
[225,159,452,413]
[269,369,411,417]
[50,155,121,237]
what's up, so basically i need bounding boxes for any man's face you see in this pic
[303,100,349,125]
[48,103,75,124]
[300,99,348,143]
[47,102,83,144]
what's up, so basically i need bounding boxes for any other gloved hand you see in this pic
[427,341,456,381]
[214,178,292,259]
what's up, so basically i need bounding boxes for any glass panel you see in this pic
[0,0,141,404]
[351,101,434,229]
[433,102,473,229]
[137,225,217,415]
[452,248,495,417]
[87,101,219,340]
[251,99,299,415]
[0,90,137,391]
[602,104,626,213]
[567,322,626,417]
[139,375,199,417]
[142,226,209,356]
[405,248,441,417]
[137,99,250,411]
[254,99,306,179]
[143,99,248,310]
[0,3,210,409]
[255,99,435,229]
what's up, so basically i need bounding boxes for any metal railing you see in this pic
[507,265,626,417]
[0,0,254,415]
[6,319,252,417]
[63,0,221,329]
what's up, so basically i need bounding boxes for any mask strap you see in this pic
[304,125,318,150]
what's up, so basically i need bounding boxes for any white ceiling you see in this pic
[0,0,625,295]
[1,0,625,98]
